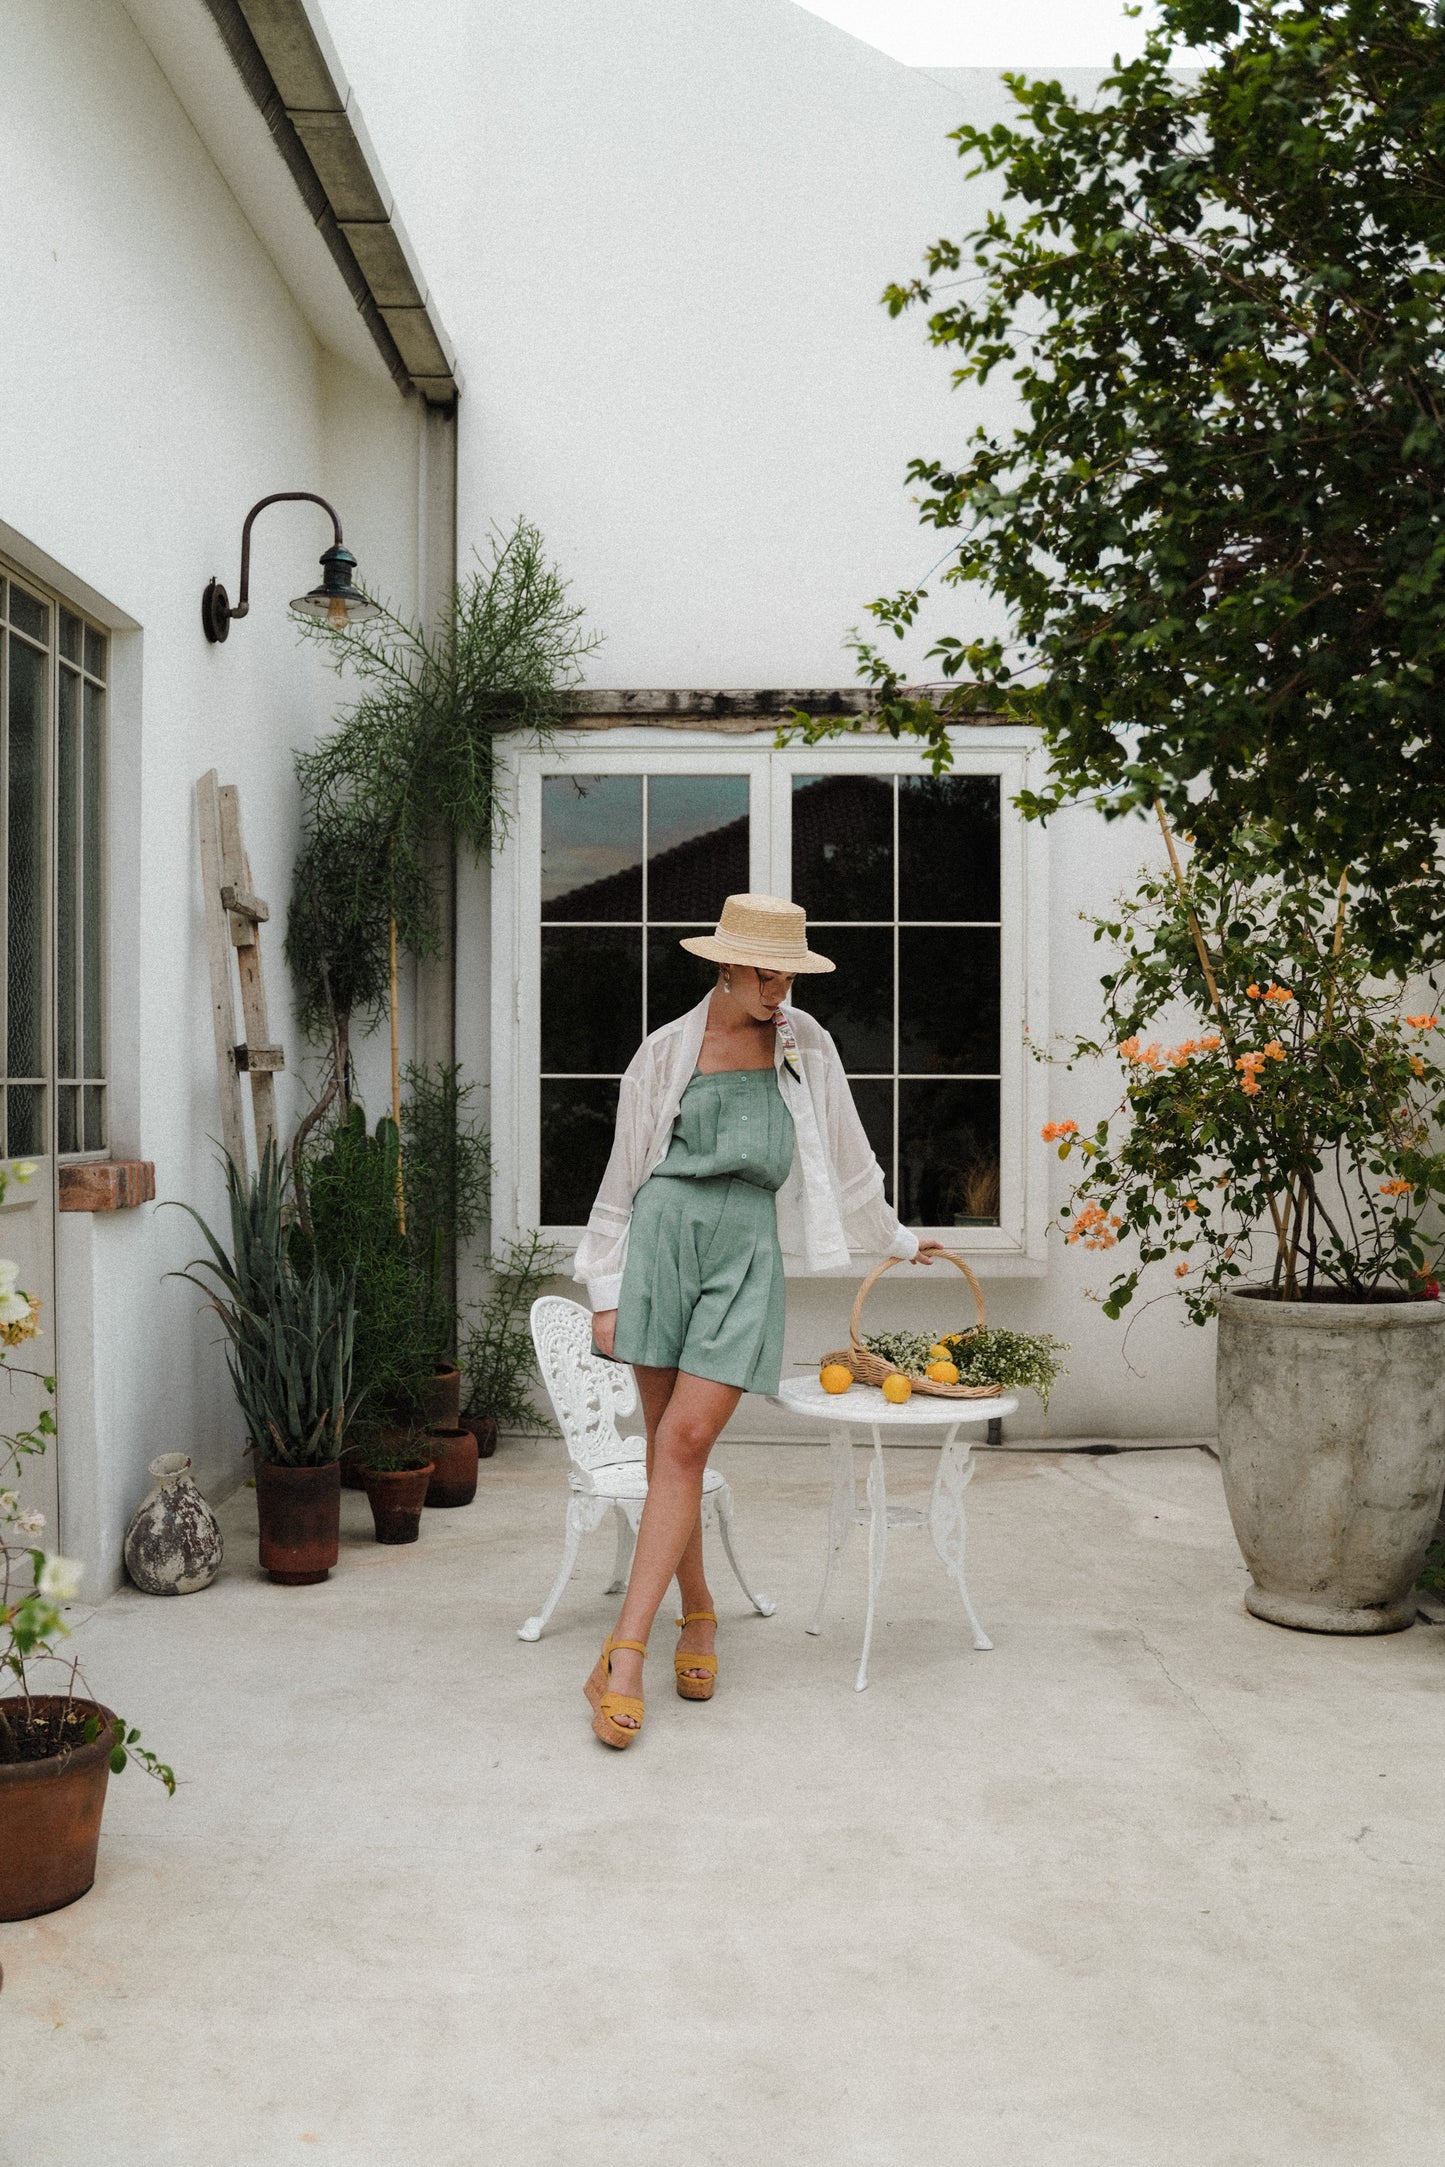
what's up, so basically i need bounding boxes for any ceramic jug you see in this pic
[123,1454,223,1595]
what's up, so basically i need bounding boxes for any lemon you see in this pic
[928,1341,951,1360]
[926,1360,959,1385]
[819,1363,854,1395]
[881,1373,913,1405]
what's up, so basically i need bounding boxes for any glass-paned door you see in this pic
[0,565,110,1536]
[538,771,750,1223]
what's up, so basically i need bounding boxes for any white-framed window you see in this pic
[0,561,108,1160]
[490,729,1048,1269]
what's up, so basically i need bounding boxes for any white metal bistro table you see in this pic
[777,1376,1017,1690]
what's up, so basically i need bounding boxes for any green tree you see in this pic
[800,0,1445,971]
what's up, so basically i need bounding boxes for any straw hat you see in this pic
[679,893,835,975]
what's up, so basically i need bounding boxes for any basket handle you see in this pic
[848,1248,987,1357]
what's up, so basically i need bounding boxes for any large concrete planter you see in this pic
[1216,1290,1445,1633]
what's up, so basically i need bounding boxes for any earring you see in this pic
[722,966,732,992]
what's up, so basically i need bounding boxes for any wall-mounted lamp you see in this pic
[202,491,381,644]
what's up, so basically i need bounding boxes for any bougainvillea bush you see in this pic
[1047,832,1445,1321]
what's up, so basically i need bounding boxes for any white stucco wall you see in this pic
[1,0,428,1592]
[315,0,1217,1440]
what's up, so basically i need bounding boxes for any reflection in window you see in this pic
[792,772,1001,1226]
[538,773,749,1222]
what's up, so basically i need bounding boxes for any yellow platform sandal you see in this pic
[674,1610,718,1702]
[584,1635,647,1749]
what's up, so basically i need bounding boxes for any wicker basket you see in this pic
[820,1250,1001,1399]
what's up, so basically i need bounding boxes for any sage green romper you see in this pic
[613,1067,795,1395]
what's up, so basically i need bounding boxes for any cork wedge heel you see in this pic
[674,1610,719,1701]
[584,1635,647,1748]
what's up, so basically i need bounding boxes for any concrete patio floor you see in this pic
[7,1437,1445,2166]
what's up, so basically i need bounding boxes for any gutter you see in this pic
[200,0,459,409]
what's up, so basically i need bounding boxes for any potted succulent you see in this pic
[459,1231,564,1457]
[0,1184,173,1919]
[173,1143,359,1585]
[1048,829,1445,1632]
[359,1434,435,1544]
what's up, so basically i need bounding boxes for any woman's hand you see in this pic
[914,1240,947,1266]
[592,1309,618,1358]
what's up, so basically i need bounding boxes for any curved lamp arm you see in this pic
[232,492,343,622]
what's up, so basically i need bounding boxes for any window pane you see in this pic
[792,774,893,920]
[899,774,1001,921]
[84,1083,106,1152]
[84,624,107,681]
[898,927,999,1075]
[648,925,713,1035]
[898,1081,1000,1227]
[646,775,749,919]
[7,585,46,646]
[789,925,893,1072]
[58,1085,80,1155]
[59,610,82,665]
[56,669,79,1079]
[541,774,642,920]
[82,680,104,1077]
[7,1084,42,1156]
[848,1078,894,1206]
[7,634,46,1078]
[541,927,641,1072]
[541,1079,620,1224]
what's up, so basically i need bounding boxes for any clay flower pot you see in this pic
[0,1697,118,1919]
[362,1462,434,1544]
[255,1459,341,1585]
[424,1426,479,1508]
[124,1453,224,1594]
[462,1414,498,1461]
[422,1362,463,1429]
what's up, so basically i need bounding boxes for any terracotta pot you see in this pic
[255,1459,341,1585]
[422,1363,462,1429]
[424,1426,479,1508]
[461,1414,498,1461]
[362,1462,434,1544]
[0,1698,118,1920]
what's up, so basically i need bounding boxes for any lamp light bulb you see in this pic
[327,595,349,629]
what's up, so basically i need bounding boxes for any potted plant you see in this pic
[400,1061,490,1469]
[459,1231,565,1457]
[0,1190,173,1919]
[1048,829,1445,1632]
[359,1434,435,1545]
[173,1143,359,1585]
[292,1104,435,1488]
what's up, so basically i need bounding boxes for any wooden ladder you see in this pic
[196,770,284,1178]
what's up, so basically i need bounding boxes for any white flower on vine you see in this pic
[8,1162,36,1184]
[0,1291,32,1327]
[14,1509,45,1536]
[0,1261,19,1297]
[37,1554,83,1601]
[0,1490,16,1514]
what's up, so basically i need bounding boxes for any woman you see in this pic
[575,892,941,1748]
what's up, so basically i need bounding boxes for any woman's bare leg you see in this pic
[604,1369,742,1715]
[633,1366,716,1684]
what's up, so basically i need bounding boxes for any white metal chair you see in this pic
[519,1295,777,1641]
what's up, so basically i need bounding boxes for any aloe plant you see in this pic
[171,1143,360,1466]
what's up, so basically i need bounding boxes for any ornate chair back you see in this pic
[529,1296,644,1488]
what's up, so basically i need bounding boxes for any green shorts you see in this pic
[613,1172,786,1396]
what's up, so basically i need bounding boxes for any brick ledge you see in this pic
[58,1160,156,1212]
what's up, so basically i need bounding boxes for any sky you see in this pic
[790,0,1170,67]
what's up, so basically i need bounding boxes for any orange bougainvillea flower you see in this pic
[1175,1262,1189,1278]
[1410,1056,1426,1077]
[1199,1034,1223,1051]
[1182,1199,1199,1213]
[1065,1201,1123,1250]
[1246,983,1261,998]
[1380,1179,1412,1197]
[1404,1015,1438,1030]
[1262,983,1293,1004]
[1041,1120,1079,1142]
